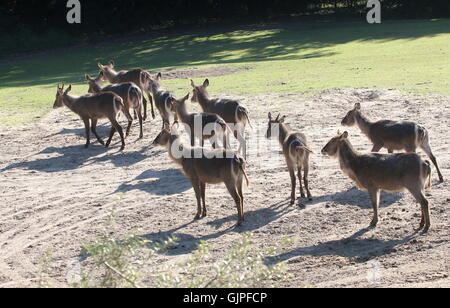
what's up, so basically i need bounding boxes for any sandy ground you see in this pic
[0,88,449,288]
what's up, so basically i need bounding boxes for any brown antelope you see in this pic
[266,113,314,205]
[322,131,432,231]
[85,73,144,139]
[152,124,250,226]
[97,61,155,121]
[190,79,252,158]
[142,73,177,129]
[53,85,127,151]
[170,93,231,149]
[342,103,444,183]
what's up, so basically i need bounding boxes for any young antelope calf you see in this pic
[143,73,177,129]
[191,79,252,158]
[266,113,314,205]
[322,131,432,231]
[98,61,155,120]
[86,73,144,139]
[53,85,126,150]
[342,103,444,182]
[171,93,231,149]
[152,124,250,226]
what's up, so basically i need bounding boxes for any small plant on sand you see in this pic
[53,200,293,288]
[155,232,293,288]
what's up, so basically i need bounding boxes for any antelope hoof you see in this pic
[194,214,201,220]
[98,140,105,146]
[120,145,125,152]
[422,225,430,233]
[139,134,144,140]
[370,220,378,228]
[439,177,444,183]
[290,199,296,205]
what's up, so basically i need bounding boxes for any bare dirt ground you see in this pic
[0,88,449,288]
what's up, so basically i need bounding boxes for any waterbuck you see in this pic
[342,103,444,183]
[98,61,155,121]
[190,79,252,158]
[143,73,177,129]
[53,85,127,151]
[266,113,314,205]
[85,73,144,139]
[322,131,432,231]
[171,93,231,149]
[152,124,250,226]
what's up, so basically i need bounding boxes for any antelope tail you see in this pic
[238,106,253,129]
[296,145,315,155]
[236,157,250,187]
[424,160,432,190]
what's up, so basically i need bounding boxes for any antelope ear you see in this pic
[163,122,171,131]
[203,79,210,87]
[109,60,115,67]
[342,131,349,139]
[64,85,72,94]
[85,74,92,81]
[172,122,180,131]
[184,93,190,101]
[156,73,162,80]
[190,79,195,88]
[268,112,272,120]
[98,63,104,70]
[279,115,287,123]
[355,103,361,110]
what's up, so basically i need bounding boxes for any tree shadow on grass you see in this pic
[141,199,295,256]
[2,20,449,88]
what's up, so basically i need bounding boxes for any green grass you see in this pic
[1,19,450,126]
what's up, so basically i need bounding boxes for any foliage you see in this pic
[1,19,450,127]
[2,1,450,55]
[155,233,293,288]
[74,231,291,288]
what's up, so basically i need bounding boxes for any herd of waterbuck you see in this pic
[53,61,444,232]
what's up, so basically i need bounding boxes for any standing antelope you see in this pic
[190,79,252,158]
[85,73,144,139]
[53,85,127,151]
[98,61,155,121]
[322,131,433,231]
[152,124,250,226]
[171,93,231,149]
[142,73,177,129]
[342,103,444,183]
[266,113,314,205]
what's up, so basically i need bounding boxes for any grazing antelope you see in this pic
[98,61,155,121]
[342,103,444,183]
[142,73,177,129]
[152,124,250,226]
[266,113,314,205]
[171,93,231,149]
[85,73,144,139]
[53,85,127,151]
[322,131,433,231]
[190,79,252,158]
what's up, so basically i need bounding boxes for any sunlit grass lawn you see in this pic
[1,19,449,126]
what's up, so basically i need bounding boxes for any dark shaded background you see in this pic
[1,0,449,56]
